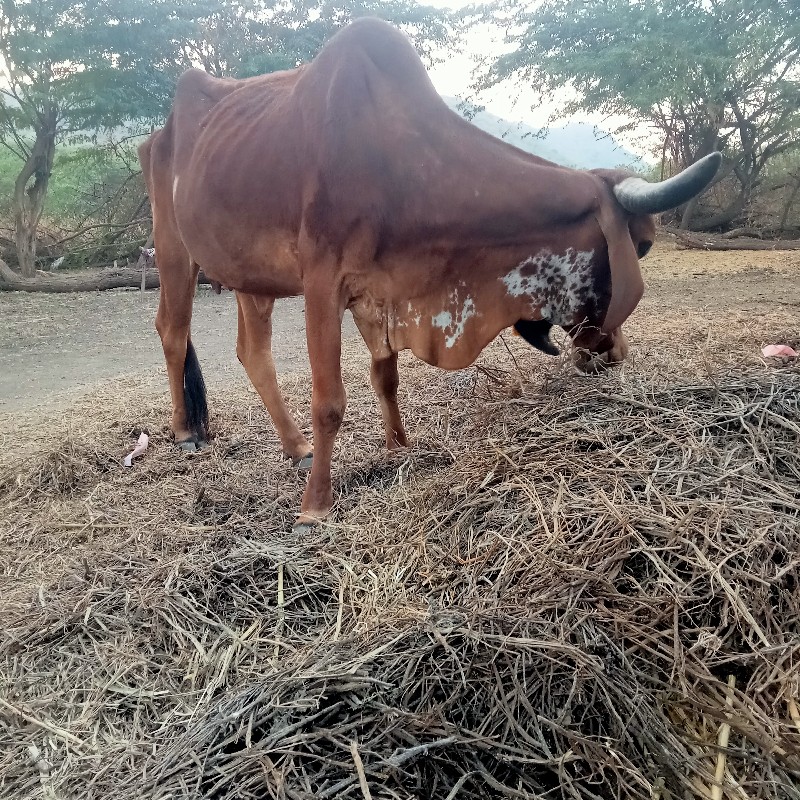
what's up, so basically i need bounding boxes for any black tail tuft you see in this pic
[184,339,209,440]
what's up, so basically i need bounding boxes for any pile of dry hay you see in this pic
[1,342,799,800]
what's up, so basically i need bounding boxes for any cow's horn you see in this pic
[613,152,722,215]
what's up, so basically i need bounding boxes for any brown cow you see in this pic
[138,18,720,526]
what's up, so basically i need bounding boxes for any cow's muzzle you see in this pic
[571,326,629,374]
[513,319,629,373]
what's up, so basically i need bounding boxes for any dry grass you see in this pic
[1,334,799,800]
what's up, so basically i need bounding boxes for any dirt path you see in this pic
[0,288,358,412]
[1,241,798,413]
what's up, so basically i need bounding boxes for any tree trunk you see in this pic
[12,109,57,278]
[778,177,800,235]
[687,184,751,231]
[679,196,699,230]
[677,129,722,230]
[13,225,38,278]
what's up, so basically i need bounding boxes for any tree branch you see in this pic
[49,218,151,247]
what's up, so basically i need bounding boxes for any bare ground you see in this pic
[0,239,798,417]
[1,239,799,800]
[0,289,358,413]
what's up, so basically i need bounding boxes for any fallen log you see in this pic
[668,229,800,251]
[0,258,218,293]
[0,259,161,292]
[720,227,763,239]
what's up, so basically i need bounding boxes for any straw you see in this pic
[1,338,799,799]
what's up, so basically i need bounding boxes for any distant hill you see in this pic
[443,96,645,171]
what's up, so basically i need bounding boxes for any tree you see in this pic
[1,0,454,278]
[169,0,454,80]
[0,0,187,276]
[481,0,800,230]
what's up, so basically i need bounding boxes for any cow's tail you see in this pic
[184,339,209,441]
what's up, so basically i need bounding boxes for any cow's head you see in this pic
[513,152,721,371]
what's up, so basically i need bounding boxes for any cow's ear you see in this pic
[594,192,644,332]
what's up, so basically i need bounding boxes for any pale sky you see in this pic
[424,0,657,157]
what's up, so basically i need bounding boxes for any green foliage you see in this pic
[1,0,454,162]
[0,147,17,216]
[482,0,800,229]
[0,141,148,268]
[0,0,456,271]
[275,0,454,66]
[42,146,138,222]
[172,0,454,79]
[0,0,176,139]
[0,0,455,155]
[487,0,799,122]
[0,142,141,222]
[0,0,183,272]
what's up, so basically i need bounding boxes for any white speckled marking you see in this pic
[432,291,477,348]
[501,248,596,325]
[405,301,422,326]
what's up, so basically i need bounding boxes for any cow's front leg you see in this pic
[371,353,408,450]
[296,286,346,527]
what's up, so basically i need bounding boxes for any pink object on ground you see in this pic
[123,432,150,467]
[761,344,798,358]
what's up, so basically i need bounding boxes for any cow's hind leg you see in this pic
[155,253,208,448]
[370,353,408,450]
[236,292,312,467]
[141,130,208,450]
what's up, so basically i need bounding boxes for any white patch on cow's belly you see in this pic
[501,248,595,325]
[432,292,477,348]
[172,175,180,202]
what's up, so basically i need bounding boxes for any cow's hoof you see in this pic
[292,521,317,535]
[177,438,210,452]
[292,453,314,471]
[293,509,327,531]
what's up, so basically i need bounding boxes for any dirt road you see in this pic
[0,288,358,412]
[1,241,798,413]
